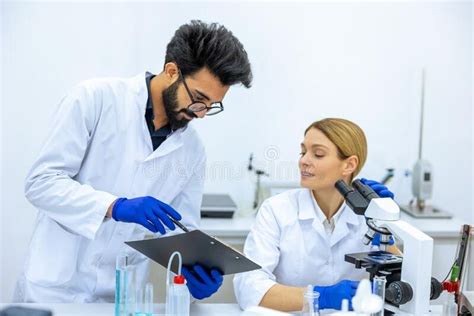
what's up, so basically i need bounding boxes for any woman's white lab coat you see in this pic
[14,73,205,303]
[233,189,371,310]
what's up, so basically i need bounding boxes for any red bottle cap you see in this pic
[442,280,459,293]
[174,275,185,284]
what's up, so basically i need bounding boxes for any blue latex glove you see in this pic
[315,280,359,310]
[112,196,181,234]
[360,178,395,199]
[181,264,223,300]
[371,233,395,246]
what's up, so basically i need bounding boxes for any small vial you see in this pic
[301,285,320,316]
[135,283,153,316]
[371,276,386,316]
[144,283,153,316]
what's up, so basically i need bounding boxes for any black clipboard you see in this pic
[125,230,261,275]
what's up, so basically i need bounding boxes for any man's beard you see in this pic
[162,80,192,131]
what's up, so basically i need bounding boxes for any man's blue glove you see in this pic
[360,178,395,199]
[371,233,395,246]
[181,264,223,300]
[315,280,359,310]
[112,196,181,234]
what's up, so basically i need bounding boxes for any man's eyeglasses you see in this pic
[178,69,224,116]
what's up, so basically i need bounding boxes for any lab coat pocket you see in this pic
[25,217,81,286]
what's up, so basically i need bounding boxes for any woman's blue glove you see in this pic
[181,264,223,300]
[314,280,359,310]
[371,233,395,246]
[112,196,181,234]
[360,178,395,199]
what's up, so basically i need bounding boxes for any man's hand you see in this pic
[111,196,181,234]
[182,264,223,300]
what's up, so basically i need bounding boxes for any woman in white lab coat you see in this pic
[234,118,396,312]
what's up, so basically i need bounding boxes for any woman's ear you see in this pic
[342,155,359,177]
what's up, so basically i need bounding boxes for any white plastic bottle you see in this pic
[443,292,458,316]
[166,275,190,316]
[165,251,190,316]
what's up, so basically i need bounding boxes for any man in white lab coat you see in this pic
[13,20,252,303]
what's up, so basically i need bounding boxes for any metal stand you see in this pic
[248,153,269,210]
[401,200,452,219]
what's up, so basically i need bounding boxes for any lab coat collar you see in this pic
[131,72,185,162]
[131,72,148,110]
[143,129,184,162]
[297,189,327,240]
[298,189,361,246]
[298,189,357,225]
[329,204,361,247]
[297,189,318,221]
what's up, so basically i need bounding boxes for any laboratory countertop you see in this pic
[0,303,241,316]
[0,303,445,316]
[200,212,469,239]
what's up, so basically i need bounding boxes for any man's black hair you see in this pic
[165,20,252,88]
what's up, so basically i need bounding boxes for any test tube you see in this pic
[371,276,386,316]
[135,283,154,316]
[115,254,128,316]
[144,283,154,316]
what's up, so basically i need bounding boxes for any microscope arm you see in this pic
[377,219,434,314]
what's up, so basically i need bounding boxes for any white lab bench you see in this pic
[0,303,446,315]
[0,304,241,316]
[200,212,470,241]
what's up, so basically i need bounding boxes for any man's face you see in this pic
[162,67,229,130]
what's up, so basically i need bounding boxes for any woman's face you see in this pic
[299,127,354,191]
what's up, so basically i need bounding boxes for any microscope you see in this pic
[335,179,443,315]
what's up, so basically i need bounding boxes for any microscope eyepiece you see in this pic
[335,179,353,197]
[352,179,380,201]
[335,179,369,215]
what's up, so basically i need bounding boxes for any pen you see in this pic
[169,216,190,233]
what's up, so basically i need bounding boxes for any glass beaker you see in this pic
[301,285,320,316]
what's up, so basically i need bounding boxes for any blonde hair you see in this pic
[304,118,367,178]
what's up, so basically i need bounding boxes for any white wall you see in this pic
[1,1,472,302]
[0,0,4,299]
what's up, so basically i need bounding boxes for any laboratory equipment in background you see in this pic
[442,225,473,315]
[166,251,190,316]
[248,153,269,209]
[401,69,451,218]
[301,285,320,316]
[200,193,237,218]
[335,179,443,315]
[459,292,474,316]
[380,168,395,185]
